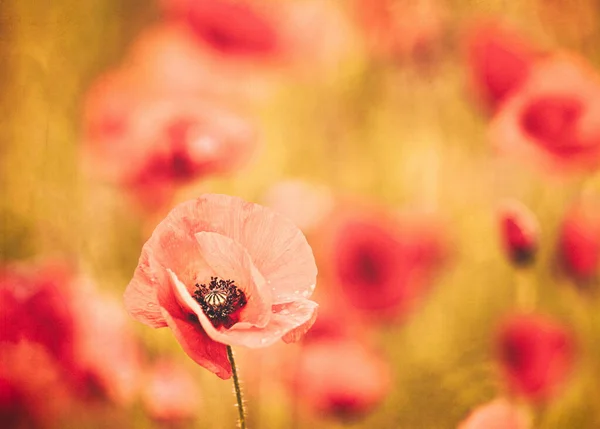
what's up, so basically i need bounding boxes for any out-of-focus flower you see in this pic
[289,339,391,420]
[124,194,318,379]
[559,198,600,282]
[317,205,447,322]
[458,397,530,429]
[261,180,334,233]
[161,0,280,58]
[123,24,276,103]
[160,0,353,79]
[71,285,143,405]
[142,360,201,422]
[0,262,76,366]
[82,70,257,209]
[353,0,445,63]
[490,54,600,172]
[464,20,543,112]
[498,200,539,267]
[0,261,143,404]
[496,313,575,401]
[0,342,71,429]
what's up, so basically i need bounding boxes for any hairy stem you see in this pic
[227,345,246,429]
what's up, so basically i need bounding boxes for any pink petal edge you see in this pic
[124,253,168,329]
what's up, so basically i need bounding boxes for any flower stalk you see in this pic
[227,345,246,429]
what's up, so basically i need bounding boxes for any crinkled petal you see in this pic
[124,206,214,327]
[171,195,317,303]
[124,252,167,328]
[195,231,271,327]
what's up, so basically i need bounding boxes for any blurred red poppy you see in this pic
[318,205,447,322]
[289,339,391,420]
[490,54,600,172]
[0,262,76,365]
[124,194,318,379]
[496,313,575,401]
[498,200,539,267]
[0,261,142,404]
[82,70,257,210]
[458,397,530,429]
[161,0,280,58]
[559,198,600,282]
[124,24,278,104]
[160,0,353,79]
[464,20,543,112]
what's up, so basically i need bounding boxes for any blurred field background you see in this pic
[3,0,600,428]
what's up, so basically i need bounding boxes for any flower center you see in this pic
[193,277,247,328]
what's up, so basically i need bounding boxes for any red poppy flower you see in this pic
[124,194,318,379]
[82,70,257,209]
[559,198,600,282]
[458,397,530,429]
[318,205,447,321]
[496,313,575,401]
[142,360,201,422]
[498,200,539,267]
[490,54,600,172]
[465,20,543,112]
[0,261,142,404]
[289,339,391,420]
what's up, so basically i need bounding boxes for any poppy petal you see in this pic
[160,307,231,379]
[169,269,317,348]
[173,195,317,303]
[158,272,231,379]
[124,253,167,328]
[195,231,271,327]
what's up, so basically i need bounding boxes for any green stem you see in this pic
[227,345,246,429]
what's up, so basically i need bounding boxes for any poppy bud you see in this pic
[498,201,539,267]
